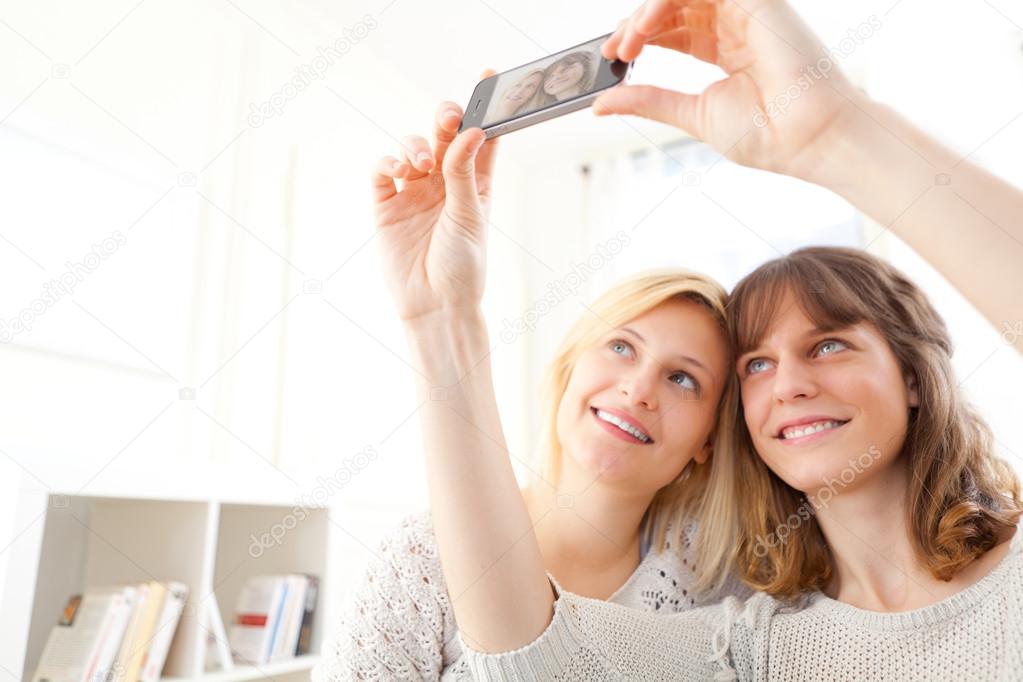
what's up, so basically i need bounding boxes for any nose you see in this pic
[771,356,818,403]
[618,368,658,411]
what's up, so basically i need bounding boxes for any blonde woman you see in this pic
[455,248,1023,680]
[375,1,1023,680]
[486,69,544,124]
[314,88,747,679]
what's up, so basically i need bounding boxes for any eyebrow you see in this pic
[619,327,709,373]
[738,324,854,360]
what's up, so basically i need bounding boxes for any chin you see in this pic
[767,448,886,503]
[570,447,638,484]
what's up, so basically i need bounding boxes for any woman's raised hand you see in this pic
[596,0,864,181]
[373,77,499,322]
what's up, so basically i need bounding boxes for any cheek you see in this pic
[867,373,904,410]
[556,362,597,434]
[555,382,588,452]
[833,368,904,420]
[650,406,714,482]
[740,381,769,436]
[663,398,714,450]
[844,374,911,449]
[554,399,570,446]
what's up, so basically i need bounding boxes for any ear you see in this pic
[906,373,920,408]
[694,439,713,465]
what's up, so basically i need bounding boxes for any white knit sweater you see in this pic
[313,511,742,681]
[462,525,1023,681]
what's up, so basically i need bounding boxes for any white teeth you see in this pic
[781,420,845,440]
[595,409,651,443]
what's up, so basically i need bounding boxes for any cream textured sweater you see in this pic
[462,526,1023,681]
[314,511,743,681]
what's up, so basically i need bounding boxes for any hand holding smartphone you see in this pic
[458,33,633,139]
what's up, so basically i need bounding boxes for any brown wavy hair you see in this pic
[694,246,1022,599]
[536,51,597,107]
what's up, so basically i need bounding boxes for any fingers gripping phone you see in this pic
[458,33,633,139]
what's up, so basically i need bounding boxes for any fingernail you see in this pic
[444,110,460,121]
[417,152,432,164]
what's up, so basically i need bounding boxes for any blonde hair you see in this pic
[499,69,545,119]
[694,247,1023,598]
[532,268,730,554]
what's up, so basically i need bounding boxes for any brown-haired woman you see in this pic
[537,51,597,104]
[394,1,1023,680]
[695,247,1022,607]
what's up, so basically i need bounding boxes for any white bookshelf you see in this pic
[11,491,338,682]
[163,655,319,682]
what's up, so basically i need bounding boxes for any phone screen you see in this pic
[477,34,623,128]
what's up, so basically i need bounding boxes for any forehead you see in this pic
[760,292,817,335]
[734,278,866,355]
[619,299,729,365]
[745,291,891,356]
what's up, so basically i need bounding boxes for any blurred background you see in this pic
[2,0,1022,678]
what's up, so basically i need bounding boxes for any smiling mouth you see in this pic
[777,419,850,441]
[590,407,654,444]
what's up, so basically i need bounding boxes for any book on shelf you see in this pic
[32,581,189,682]
[295,575,318,656]
[140,583,189,682]
[203,594,234,673]
[227,573,318,665]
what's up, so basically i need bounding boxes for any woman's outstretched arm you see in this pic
[402,308,554,652]
[373,91,554,653]
[800,95,1023,352]
[598,0,1023,351]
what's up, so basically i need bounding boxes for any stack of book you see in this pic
[227,574,318,665]
[32,581,189,682]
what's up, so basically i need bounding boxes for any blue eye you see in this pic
[609,339,633,356]
[746,358,771,375]
[611,339,699,392]
[670,372,697,391]
[816,339,848,356]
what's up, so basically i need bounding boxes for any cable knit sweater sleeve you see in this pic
[462,528,1023,681]
[314,512,454,681]
[461,580,741,681]
[314,511,748,681]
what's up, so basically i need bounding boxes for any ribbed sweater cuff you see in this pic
[460,574,586,680]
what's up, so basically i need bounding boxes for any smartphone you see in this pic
[458,33,633,139]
